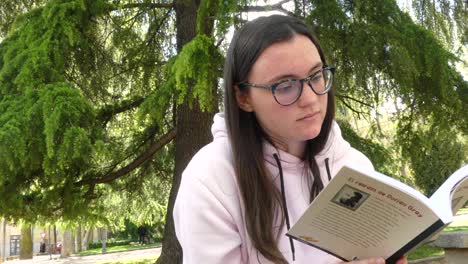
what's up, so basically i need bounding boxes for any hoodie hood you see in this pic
[211,112,228,140]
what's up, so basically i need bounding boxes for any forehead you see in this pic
[248,34,321,83]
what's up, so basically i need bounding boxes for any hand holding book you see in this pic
[287,164,468,263]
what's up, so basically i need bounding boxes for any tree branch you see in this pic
[338,97,367,117]
[76,128,177,186]
[145,7,173,48]
[336,94,372,108]
[97,96,145,125]
[121,2,175,10]
[240,0,295,17]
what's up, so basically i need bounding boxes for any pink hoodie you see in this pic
[174,113,373,263]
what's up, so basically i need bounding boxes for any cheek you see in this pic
[252,99,292,133]
[249,90,278,115]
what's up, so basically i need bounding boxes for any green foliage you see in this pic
[307,0,467,188]
[407,125,467,195]
[137,58,175,127]
[98,142,173,237]
[338,120,399,178]
[88,240,131,249]
[0,83,102,222]
[0,0,112,94]
[412,0,467,46]
[309,0,465,124]
[111,220,139,241]
[102,176,169,233]
[0,0,180,225]
[170,34,222,112]
[0,0,465,237]
[0,1,47,37]
[0,0,120,223]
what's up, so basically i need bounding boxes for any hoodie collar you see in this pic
[210,112,350,169]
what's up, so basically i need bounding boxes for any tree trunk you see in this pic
[61,229,73,257]
[101,228,107,254]
[1,218,6,263]
[53,225,57,250]
[82,229,90,250]
[75,225,82,253]
[19,224,33,259]
[155,0,217,263]
[71,231,76,254]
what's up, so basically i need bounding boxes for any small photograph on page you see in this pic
[332,184,370,211]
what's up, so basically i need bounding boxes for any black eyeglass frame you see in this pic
[238,65,336,106]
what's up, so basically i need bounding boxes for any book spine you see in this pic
[386,219,446,264]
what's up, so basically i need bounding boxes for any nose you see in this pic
[296,81,319,107]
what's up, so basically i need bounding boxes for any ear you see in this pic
[234,86,254,112]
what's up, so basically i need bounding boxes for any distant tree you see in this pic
[408,126,467,195]
[19,224,32,259]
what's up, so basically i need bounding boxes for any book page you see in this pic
[430,165,468,220]
[287,165,441,261]
[450,178,468,216]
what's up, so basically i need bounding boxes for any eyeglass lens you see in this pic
[273,68,333,106]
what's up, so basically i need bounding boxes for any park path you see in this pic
[4,247,161,264]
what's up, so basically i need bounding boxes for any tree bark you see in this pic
[155,0,217,263]
[82,229,92,250]
[61,229,74,257]
[19,224,33,259]
[101,228,107,254]
[1,218,6,263]
[75,225,82,253]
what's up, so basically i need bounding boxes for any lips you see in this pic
[297,112,319,121]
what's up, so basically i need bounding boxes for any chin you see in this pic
[303,128,322,141]
[308,127,321,140]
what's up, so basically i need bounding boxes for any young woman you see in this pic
[174,15,407,264]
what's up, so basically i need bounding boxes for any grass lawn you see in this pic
[98,256,159,264]
[407,244,444,260]
[79,243,161,256]
[407,208,468,260]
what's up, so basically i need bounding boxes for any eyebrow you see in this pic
[265,62,323,84]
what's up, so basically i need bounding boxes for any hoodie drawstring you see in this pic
[273,153,295,261]
[272,155,333,261]
[325,158,332,181]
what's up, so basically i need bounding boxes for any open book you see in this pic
[286,164,468,264]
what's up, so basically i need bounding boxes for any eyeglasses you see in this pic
[238,66,335,106]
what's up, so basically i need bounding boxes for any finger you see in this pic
[395,256,408,264]
[347,257,386,264]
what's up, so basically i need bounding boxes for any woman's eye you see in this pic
[276,81,296,94]
[310,72,323,83]
[276,86,292,93]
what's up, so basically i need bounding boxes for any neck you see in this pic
[270,137,306,159]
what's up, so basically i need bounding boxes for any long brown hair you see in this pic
[224,15,335,263]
